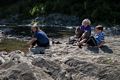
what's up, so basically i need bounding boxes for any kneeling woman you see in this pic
[27,23,49,54]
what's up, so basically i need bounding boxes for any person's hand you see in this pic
[24,43,29,47]
[94,44,103,48]
[98,41,105,48]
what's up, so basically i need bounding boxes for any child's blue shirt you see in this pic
[95,32,105,45]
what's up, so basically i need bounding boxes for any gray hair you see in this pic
[82,19,91,25]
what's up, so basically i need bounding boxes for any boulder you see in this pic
[0,63,37,80]
[32,57,68,80]
[0,57,5,65]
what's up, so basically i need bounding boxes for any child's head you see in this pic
[31,23,40,32]
[95,25,103,33]
[82,19,91,26]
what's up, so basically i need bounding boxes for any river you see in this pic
[0,25,75,38]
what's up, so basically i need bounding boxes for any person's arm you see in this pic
[98,41,105,47]
[75,27,80,34]
[27,38,37,45]
[81,31,90,39]
[81,26,91,39]
[81,32,86,38]
[97,32,105,47]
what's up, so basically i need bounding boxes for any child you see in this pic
[76,19,91,48]
[87,25,105,48]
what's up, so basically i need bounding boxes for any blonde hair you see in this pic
[31,23,40,31]
[82,19,91,25]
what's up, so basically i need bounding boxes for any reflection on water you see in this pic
[0,25,75,38]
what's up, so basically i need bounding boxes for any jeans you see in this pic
[30,46,45,54]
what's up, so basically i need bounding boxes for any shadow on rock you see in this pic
[100,45,113,54]
[87,47,99,53]
[86,45,113,54]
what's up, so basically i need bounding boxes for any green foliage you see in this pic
[0,0,120,24]
[30,4,45,16]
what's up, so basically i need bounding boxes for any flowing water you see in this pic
[0,25,75,38]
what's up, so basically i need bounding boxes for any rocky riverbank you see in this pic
[0,36,120,80]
